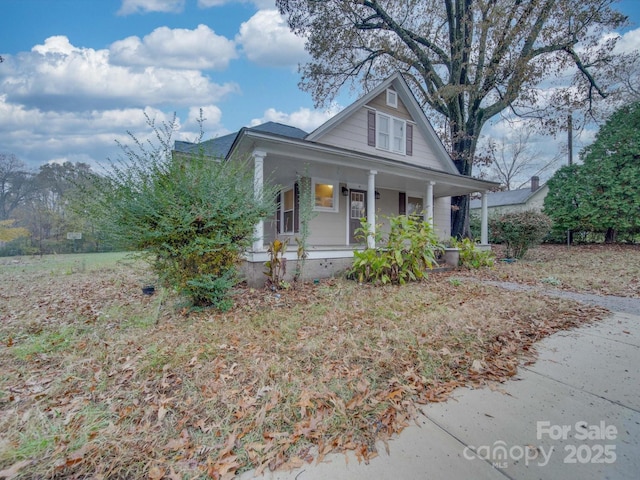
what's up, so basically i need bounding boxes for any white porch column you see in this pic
[367,170,377,248]
[252,150,266,252]
[481,190,489,245]
[425,181,435,227]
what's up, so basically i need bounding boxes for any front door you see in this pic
[349,190,367,244]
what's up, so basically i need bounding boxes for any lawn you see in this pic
[0,245,631,479]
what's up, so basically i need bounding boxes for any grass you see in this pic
[471,244,640,297]
[0,246,628,478]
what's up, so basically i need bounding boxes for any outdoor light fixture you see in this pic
[375,190,381,199]
[341,186,349,196]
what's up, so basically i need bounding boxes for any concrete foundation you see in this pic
[239,256,354,288]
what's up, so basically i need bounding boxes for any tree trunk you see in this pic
[605,227,617,243]
[450,117,478,239]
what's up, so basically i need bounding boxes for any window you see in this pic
[407,196,424,221]
[313,179,339,212]
[282,187,295,233]
[377,114,390,150]
[376,112,405,154]
[386,88,398,108]
[392,118,405,153]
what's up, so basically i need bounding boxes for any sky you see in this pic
[1,0,639,180]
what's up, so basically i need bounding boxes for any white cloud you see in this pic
[118,0,185,15]
[613,27,640,53]
[250,105,341,132]
[0,36,239,112]
[236,10,308,67]
[0,94,185,168]
[110,25,237,70]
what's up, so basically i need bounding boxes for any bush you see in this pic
[82,115,276,309]
[450,237,494,268]
[489,210,552,259]
[349,215,442,285]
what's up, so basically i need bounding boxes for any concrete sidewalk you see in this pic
[242,310,640,480]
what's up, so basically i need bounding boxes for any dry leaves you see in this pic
[0,248,616,478]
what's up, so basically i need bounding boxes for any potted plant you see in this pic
[443,239,460,267]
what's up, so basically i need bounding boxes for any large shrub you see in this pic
[349,215,442,285]
[544,102,640,243]
[489,210,552,259]
[83,115,276,309]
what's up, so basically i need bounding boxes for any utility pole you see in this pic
[568,114,573,166]
[567,114,573,246]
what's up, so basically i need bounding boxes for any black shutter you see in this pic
[276,192,281,234]
[294,182,300,233]
[367,110,376,146]
[406,124,413,156]
[399,192,406,215]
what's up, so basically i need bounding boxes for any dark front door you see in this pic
[349,190,367,244]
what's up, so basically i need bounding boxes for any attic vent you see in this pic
[386,89,398,108]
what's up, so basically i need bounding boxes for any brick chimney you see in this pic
[531,176,540,192]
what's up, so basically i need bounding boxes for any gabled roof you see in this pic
[305,72,460,176]
[174,122,307,159]
[469,185,547,209]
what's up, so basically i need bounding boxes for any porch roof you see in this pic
[234,129,499,197]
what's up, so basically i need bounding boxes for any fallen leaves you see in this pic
[0,249,615,478]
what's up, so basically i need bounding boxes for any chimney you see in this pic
[531,176,540,192]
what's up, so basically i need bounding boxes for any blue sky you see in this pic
[1,0,639,175]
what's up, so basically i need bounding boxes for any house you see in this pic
[174,73,497,286]
[469,177,548,215]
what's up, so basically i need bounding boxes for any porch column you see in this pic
[367,170,377,248]
[481,190,489,245]
[252,150,266,252]
[425,181,435,227]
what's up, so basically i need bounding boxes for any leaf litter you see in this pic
[0,248,616,478]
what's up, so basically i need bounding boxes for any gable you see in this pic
[306,73,459,175]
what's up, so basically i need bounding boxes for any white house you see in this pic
[174,73,497,286]
[469,177,548,215]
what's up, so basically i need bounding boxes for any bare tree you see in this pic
[276,0,630,237]
[0,153,34,221]
[483,130,562,190]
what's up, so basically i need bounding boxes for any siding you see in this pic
[433,197,451,240]
[316,106,443,170]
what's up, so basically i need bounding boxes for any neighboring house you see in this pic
[469,177,548,215]
[174,73,497,286]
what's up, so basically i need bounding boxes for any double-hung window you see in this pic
[376,112,406,155]
[281,187,295,234]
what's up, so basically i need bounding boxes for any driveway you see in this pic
[242,290,640,480]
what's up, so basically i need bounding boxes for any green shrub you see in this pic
[489,210,552,259]
[450,237,494,268]
[82,114,276,309]
[349,215,442,285]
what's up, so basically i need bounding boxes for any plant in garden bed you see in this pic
[450,237,495,269]
[264,238,289,290]
[349,214,442,284]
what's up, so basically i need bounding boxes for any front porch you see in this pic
[241,148,493,287]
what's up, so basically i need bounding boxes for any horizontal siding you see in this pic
[317,107,443,170]
[433,197,451,240]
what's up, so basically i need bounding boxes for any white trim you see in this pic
[312,177,339,213]
[245,248,358,263]
[376,112,406,155]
